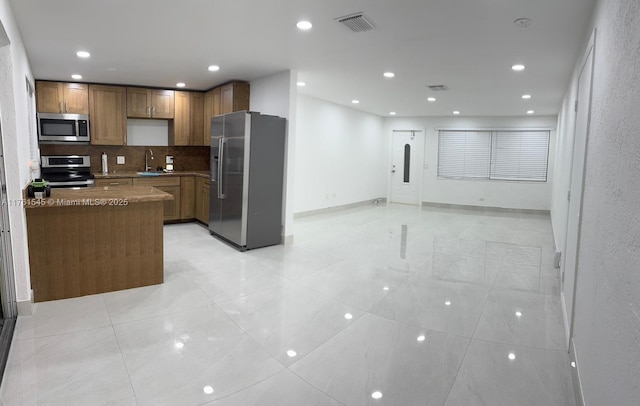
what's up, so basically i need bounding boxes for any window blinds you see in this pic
[437,130,550,182]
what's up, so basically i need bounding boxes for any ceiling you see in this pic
[9,0,595,117]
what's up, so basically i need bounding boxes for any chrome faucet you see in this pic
[145,149,154,172]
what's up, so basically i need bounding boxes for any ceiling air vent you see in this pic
[335,12,375,32]
[427,85,450,91]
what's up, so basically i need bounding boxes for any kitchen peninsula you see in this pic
[24,185,173,302]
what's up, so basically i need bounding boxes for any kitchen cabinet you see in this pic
[203,82,248,146]
[36,81,89,114]
[89,85,127,145]
[221,81,249,114]
[180,176,195,219]
[127,87,175,119]
[190,93,204,145]
[94,178,133,187]
[169,92,204,146]
[203,87,220,147]
[195,177,210,224]
[133,177,181,221]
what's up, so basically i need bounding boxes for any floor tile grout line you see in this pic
[442,266,494,405]
[104,295,140,406]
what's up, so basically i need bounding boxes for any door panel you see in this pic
[563,44,594,345]
[218,113,246,245]
[390,132,420,204]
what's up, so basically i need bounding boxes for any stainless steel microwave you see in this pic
[37,113,90,144]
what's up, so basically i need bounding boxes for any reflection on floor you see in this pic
[1,204,576,406]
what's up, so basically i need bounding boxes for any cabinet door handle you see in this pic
[110,182,119,185]
[59,102,63,113]
[147,106,151,117]
[64,102,68,113]
[152,106,156,117]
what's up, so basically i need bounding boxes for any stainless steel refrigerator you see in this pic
[209,111,286,250]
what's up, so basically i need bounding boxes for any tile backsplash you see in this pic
[39,145,210,174]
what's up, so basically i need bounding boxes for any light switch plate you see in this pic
[117,156,125,164]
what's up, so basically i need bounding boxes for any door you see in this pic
[563,38,595,346]
[218,112,247,245]
[390,131,420,204]
[210,116,224,231]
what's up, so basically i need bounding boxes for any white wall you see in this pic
[384,116,557,211]
[294,95,386,213]
[250,70,297,240]
[0,0,35,307]
[553,0,640,404]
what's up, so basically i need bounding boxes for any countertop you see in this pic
[23,185,173,209]
[93,170,210,179]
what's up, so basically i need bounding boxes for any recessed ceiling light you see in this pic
[417,335,426,342]
[427,97,436,102]
[296,81,306,87]
[511,64,525,71]
[452,111,460,115]
[508,352,516,360]
[286,350,297,357]
[176,82,186,88]
[522,94,532,99]
[527,110,535,115]
[352,100,360,104]
[203,386,214,395]
[207,65,220,72]
[371,391,383,399]
[344,313,353,319]
[76,51,90,58]
[71,74,82,80]
[383,72,395,78]
[297,20,312,30]
[389,112,396,115]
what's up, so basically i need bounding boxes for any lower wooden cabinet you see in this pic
[195,177,210,224]
[132,177,181,221]
[94,178,133,187]
[180,176,195,219]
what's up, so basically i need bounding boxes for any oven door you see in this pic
[38,113,90,144]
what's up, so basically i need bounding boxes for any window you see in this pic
[437,130,550,182]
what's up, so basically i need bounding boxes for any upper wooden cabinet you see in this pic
[169,91,205,146]
[202,81,248,146]
[89,85,127,145]
[203,87,220,147]
[36,81,89,114]
[126,87,175,119]
[190,93,204,145]
[221,82,249,114]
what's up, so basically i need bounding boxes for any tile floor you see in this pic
[0,204,576,406]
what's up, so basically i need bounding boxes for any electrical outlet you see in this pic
[479,197,485,202]
[117,156,125,164]
[166,156,174,164]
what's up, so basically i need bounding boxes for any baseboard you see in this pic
[16,290,34,316]
[294,198,387,219]
[569,339,586,406]
[282,234,294,245]
[421,201,550,215]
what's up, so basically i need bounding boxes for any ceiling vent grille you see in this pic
[427,85,450,91]
[335,12,375,32]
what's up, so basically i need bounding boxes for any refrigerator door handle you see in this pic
[217,137,226,199]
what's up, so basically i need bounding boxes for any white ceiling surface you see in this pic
[10,0,595,117]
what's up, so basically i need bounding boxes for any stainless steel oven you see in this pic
[40,155,95,188]
[37,113,90,144]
